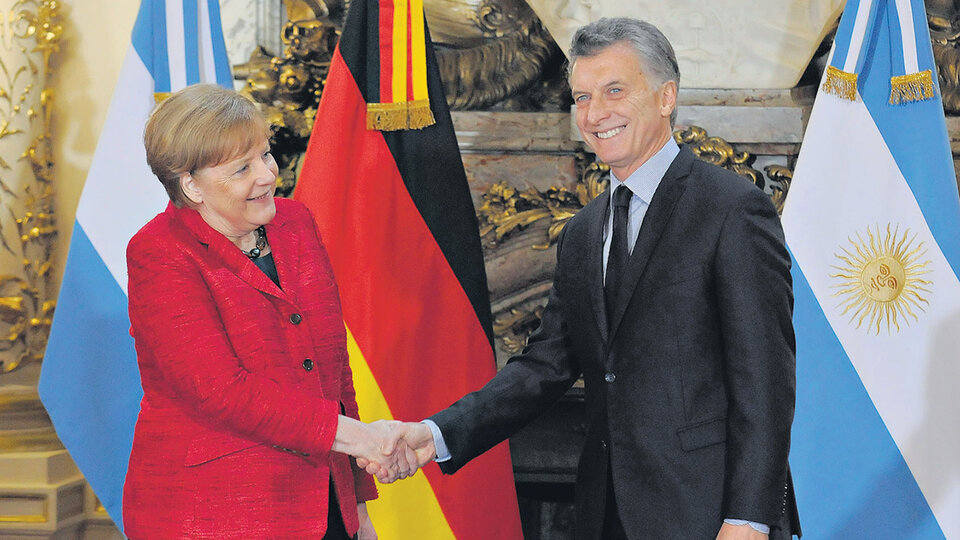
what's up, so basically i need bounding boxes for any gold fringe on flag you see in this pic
[367,102,409,131]
[822,65,858,101]
[889,69,934,104]
[367,99,436,131]
[154,92,171,104]
[406,98,435,129]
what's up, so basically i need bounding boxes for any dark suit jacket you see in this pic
[431,146,800,539]
[123,199,376,538]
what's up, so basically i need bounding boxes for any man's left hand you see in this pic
[716,522,768,540]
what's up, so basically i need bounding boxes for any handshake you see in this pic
[333,417,438,483]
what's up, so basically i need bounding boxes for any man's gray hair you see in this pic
[568,17,680,126]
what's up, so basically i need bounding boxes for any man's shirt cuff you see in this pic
[724,519,769,534]
[421,419,451,462]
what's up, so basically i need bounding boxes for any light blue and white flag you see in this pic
[38,0,231,529]
[783,0,960,538]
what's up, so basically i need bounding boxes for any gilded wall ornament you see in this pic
[477,152,606,251]
[0,0,60,374]
[928,0,960,113]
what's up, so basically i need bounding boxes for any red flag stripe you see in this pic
[378,0,394,103]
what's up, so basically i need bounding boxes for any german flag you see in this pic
[294,0,523,538]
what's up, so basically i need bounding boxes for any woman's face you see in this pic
[181,138,279,241]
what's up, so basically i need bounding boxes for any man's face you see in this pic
[571,42,676,179]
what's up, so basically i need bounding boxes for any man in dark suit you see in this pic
[376,17,800,540]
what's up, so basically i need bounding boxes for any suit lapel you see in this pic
[169,203,289,301]
[608,147,693,340]
[265,215,298,296]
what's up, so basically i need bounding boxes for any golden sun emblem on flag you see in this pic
[830,224,932,334]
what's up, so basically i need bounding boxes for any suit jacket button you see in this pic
[290,313,303,324]
[302,358,314,371]
[601,440,608,450]
[604,372,616,383]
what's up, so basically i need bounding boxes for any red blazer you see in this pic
[123,198,376,539]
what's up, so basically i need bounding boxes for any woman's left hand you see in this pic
[357,503,377,540]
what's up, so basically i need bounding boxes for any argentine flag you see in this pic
[783,0,960,538]
[38,0,232,529]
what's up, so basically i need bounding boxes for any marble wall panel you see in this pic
[219,0,284,88]
[452,112,581,199]
[526,0,844,89]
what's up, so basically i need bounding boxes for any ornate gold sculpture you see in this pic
[493,304,544,354]
[477,153,606,250]
[927,0,960,112]
[0,0,60,374]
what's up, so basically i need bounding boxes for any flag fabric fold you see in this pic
[294,0,523,538]
[783,0,960,538]
[38,0,232,529]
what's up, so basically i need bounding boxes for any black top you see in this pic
[253,252,281,288]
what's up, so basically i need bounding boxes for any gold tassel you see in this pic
[889,69,935,104]
[366,102,409,131]
[366,100,436,131]
[822,66,858,101]
[406,99,436,130]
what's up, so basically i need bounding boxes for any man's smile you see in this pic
[596,126,626,139]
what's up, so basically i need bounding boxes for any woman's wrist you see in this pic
[332,415,370,456]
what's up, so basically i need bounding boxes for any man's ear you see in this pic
[659,80,678,119]
[180,172,203,205]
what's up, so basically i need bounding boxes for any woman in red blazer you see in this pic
[122,84,413,539]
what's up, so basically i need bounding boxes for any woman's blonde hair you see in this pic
[144,83,271,206]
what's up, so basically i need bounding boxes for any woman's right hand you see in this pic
[331,416,418,482]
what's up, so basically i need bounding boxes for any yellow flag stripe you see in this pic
[345,325,455,540]
[409,0,428,101]
[391,0,409,104]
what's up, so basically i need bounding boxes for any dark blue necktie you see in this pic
[605,185,632,322]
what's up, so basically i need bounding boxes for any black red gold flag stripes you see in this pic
[365,0,435,130]
[294,0,523,538]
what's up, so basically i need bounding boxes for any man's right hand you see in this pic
[357,422,437,483]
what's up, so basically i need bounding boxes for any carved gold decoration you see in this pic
[0,0,60,374]
[766,164,793,214]
[493,305,544,354]
[928,0,960,113]
[478,153,605,250]
[673,126,773,190]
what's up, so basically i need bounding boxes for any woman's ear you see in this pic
[180,172,203,205]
